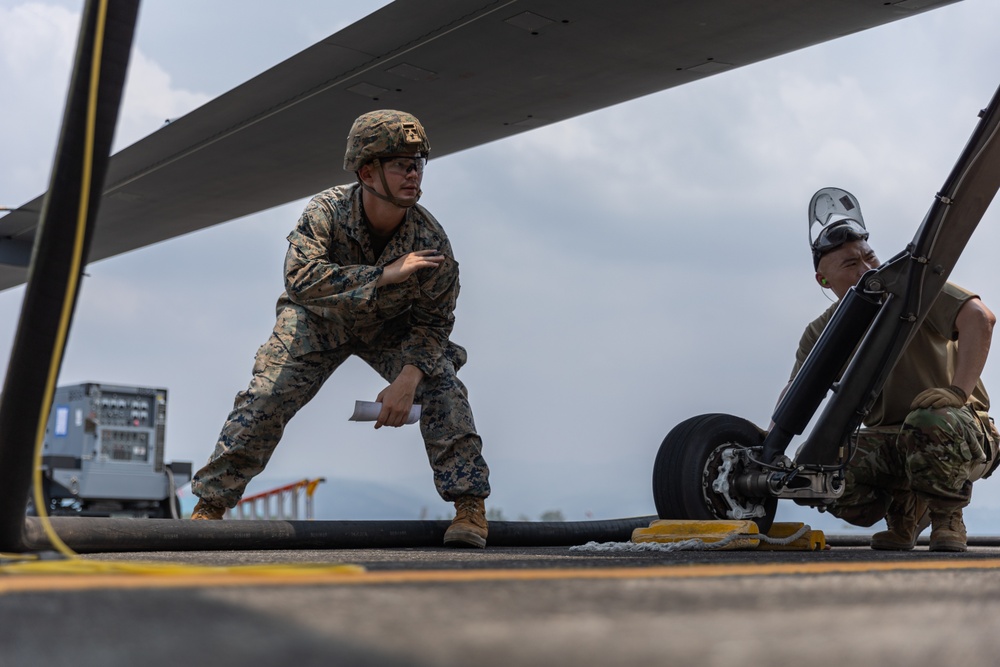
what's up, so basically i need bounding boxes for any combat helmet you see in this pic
[344,110,430,208]
[344,110,430,172]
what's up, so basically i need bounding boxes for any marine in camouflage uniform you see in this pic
[789,193,997,552]
[191,110,491,547]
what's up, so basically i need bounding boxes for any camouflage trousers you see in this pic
[828,405,998,526]
[191,333,491,509]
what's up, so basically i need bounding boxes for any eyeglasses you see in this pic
[379,156,426,176]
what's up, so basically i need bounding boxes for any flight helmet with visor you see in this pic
[808,187,869,270]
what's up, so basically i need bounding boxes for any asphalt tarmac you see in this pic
[4,538,1000,667]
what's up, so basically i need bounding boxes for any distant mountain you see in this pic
[309,477,449,520]
[178,476,450,521]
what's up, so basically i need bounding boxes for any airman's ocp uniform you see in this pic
[791,283,998,527]
[191,111,491,531]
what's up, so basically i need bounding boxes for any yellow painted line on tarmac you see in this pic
[339,558,1000,584]
[5,557,1000,593]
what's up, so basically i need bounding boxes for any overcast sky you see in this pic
[2,0,1000,527]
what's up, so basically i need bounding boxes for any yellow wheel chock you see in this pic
[631,519,825,551]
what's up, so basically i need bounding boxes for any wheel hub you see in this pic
[702,444,768,520]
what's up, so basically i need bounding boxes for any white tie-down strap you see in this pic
[569,524,811,552]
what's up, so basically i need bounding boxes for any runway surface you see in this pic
[4,537,1000,667]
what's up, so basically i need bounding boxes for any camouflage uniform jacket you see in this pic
[274,183,462,378]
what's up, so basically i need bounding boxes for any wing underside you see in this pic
[0,0,962,291]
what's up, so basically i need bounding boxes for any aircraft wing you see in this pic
[0,0,962,291]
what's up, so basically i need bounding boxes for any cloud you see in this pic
[0,2,78,197]
[0,1,213,199]
[0,3,76,78]
[114,49,212,151]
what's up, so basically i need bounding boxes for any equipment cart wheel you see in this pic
[653,413,778,533]
[158,493,182,519]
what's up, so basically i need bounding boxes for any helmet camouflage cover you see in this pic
[343,110,431,172]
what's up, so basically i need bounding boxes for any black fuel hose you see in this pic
[21,515,658,554]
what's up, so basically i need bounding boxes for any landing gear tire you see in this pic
[653,413,778,534]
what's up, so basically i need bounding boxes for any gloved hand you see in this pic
[910,385,968,410]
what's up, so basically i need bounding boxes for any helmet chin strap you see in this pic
[359,160,420,208]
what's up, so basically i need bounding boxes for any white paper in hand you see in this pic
[349,400,421,425]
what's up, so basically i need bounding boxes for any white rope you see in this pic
[569,524,812,552]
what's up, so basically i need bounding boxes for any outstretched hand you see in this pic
[378,250,444,287]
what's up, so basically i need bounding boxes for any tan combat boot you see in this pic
[443,496,488,548]
[870,493,930,551]
[929,505,967,552]
[191,499,226,520]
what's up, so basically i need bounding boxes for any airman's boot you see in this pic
[870,493,930,551]
[444,496,488,548]
[929,505,967,552]
[191,499,226,520]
